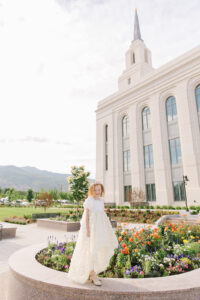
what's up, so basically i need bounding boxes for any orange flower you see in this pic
[135,248,138,252]
[164,227,168,232]
[154,228,158,232]
[147,241,151,245]
[121,231,127,235]
[118,236,122,242]
[124,247,129,252]
[122,243,127,248]
[131,228,135,231]
[153,233,159,239]
[121,249,125,254]
[129,237,133,242]
[134,232,139,237]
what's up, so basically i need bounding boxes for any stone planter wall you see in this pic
[37,218,117,231]
[37,219,80,231]
[8,244,200,300]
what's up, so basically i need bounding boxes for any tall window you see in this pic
[124,186,132,202]
[105,125,108,170]
[169,138,182,164]
[122,115,129,137]
[142,106,151,130]
[123,150,130,172]
[166,96,177,122]
[146,184,156,201]
[173,181,185,201]
[195,84,200,112]
[144,144,154,168]
[132,52,135,64]
[144,49,148,63]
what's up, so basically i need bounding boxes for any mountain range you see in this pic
[0,165,94,192]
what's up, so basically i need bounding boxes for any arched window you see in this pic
[195,84,200,112]
[105,125,108,170]
[132,52,135,64]
[166,96,177,122]
[122,115,129,137]
[142,106,151,130]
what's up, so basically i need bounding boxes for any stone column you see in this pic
[150,93,174,205]
[129,103,145,192]
[175,80,200,206]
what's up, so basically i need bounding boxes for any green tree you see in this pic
[67,166,90,215]
[26,189,34,202]
[5,188,19,201]
[49,188,59,201]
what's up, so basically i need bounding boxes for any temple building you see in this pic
[96,9,200,206]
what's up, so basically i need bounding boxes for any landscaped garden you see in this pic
[36,222,200,278]
[0,207,67,223]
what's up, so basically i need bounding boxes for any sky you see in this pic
[0,0,199,178]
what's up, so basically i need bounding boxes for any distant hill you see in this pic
[0,165,95,192]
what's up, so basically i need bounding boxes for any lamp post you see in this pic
[183,175,189,212]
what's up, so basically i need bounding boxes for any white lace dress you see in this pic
[67,196,118,284]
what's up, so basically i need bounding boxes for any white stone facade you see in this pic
[96,11,200,206]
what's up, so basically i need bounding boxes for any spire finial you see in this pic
[133,8,143,42]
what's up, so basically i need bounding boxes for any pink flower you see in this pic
[64,265,68,269]
[140,271,143,275]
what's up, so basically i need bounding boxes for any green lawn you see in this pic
[0,207,68,221]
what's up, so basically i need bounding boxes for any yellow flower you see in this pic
[190,235,195,239]
[183,239,189,243]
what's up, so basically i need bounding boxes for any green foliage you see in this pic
[67,166,90,203]
[26,189,34,202]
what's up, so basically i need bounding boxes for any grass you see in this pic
[0,207,67,221]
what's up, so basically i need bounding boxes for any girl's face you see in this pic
[94,185,102,197]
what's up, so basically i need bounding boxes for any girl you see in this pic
[67,182,118,286]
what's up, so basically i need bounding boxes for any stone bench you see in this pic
[8,243,200,300]
[0,223,17,239]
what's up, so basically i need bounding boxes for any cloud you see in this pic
[0,0,199,179]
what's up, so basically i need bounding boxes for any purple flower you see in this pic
[126,269,130,275]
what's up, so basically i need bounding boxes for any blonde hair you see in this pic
[88,182,105,197]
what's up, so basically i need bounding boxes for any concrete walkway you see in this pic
[0,223,80,300]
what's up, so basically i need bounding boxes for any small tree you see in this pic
[130,187,146,206]
[67,166,90,216]
[49,188,59,201]
[26,189,34,203]
[36,192,53,211]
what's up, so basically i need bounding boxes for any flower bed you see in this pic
[106,208,179,223]
[36,222,200,278]
[3,215,34,225]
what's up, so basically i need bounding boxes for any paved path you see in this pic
[0,223,80,300]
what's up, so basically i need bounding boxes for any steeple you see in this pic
[118,9,154,91]
[133,8,143,42]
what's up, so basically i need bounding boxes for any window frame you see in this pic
[142,106,151,131]
[166,96,177,122]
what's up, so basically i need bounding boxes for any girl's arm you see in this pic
[86,208,90,237]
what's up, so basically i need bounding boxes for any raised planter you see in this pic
[37,219,80,231]
[156,214,200,226]
[8,244,200,300]
[37,218,117,231]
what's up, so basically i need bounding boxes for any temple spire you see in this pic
[133,8,143,42]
